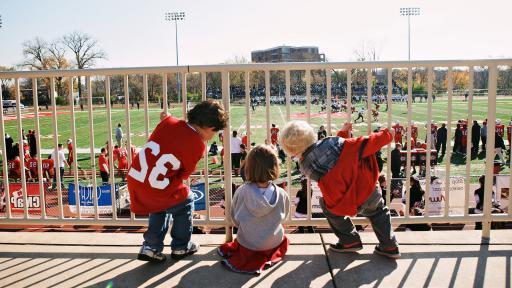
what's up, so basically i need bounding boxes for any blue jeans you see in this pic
[320,186,398,249]
[143,192,195,252]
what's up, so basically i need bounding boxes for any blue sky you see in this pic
[1,0,511,68]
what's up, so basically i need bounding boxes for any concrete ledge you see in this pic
[0,231,511,287]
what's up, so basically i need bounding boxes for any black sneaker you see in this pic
[329,242,363,253]
[137,246,166,263]
[171,242,200,260]
[374,246,401,259]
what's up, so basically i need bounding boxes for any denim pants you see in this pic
[320,186,398,249]
[143,192,195,252]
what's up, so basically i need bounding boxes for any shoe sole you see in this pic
[329,246,363,253]
[374,249,401,259]
[137,253,166,263]
[171,249,198,260]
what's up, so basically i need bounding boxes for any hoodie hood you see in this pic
[243,183,278,217]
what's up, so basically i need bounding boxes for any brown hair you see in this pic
[244,145,280,183]
[187,100,228,131]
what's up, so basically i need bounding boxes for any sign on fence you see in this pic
[68,183,114,215]
[311,181,323,214]
[191,182,206,211]
[9,183,42,214]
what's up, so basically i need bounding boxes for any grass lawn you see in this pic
[2,97,511,181]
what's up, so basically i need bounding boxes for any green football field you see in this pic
[2,97,511,179]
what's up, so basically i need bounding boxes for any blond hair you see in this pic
[279,120,317,156]
[244,145,280,183]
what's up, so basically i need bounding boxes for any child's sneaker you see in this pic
[374,246,401,259]
[171,242,200,260]
[329,241,363,253]
[137,246,166,263]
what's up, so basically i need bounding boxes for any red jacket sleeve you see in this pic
[361,129,393,158]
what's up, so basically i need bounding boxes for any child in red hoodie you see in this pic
[280,120,400,259]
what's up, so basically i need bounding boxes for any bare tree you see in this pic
[353,41,379,62]
[21,37,49,70]
[352,41,380,89]
[62,31,107,100]
[0,66,15,100]
[21,38,52,104]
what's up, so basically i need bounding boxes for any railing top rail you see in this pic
[1,59,512,78]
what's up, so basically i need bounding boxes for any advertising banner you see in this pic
[68,183,114,214]
[9,183,42,214]
[191,182,206,211]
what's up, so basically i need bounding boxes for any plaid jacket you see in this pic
[300,137,345,181]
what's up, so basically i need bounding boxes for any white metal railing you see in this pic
[0,59,511,241]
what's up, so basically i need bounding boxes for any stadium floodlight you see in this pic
[400,7,421,61]
[165,12,186,103]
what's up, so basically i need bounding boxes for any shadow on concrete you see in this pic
[328,251,398,287]
[1,244,511,287]
[270,255,335,288]
[328,244,511,288]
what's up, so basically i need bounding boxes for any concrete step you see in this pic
[0,230,510,287]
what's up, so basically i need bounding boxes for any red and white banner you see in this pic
[9,183,42,214]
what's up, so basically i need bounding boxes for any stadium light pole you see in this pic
[165,12,185,104]
[400,7,420,61]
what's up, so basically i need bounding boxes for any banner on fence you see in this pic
[68,183,114,215]
[413,176,465,214]
[311,181,323,214]
[9,183,42,214]
[191,182,206,211]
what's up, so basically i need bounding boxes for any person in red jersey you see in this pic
[460,121,468,154]
[27,155,39,181]
[408,121,418,144]
[241,132,248,147]
[495,119,504,138]
[270,123,279,145]
[22,140,30,161]
[66,139,75,172]
[98,147,109,184]
[41,158,54,182]
[113,145,128,181]
[128,100,227,263]
[336,122,354,138]
[8,156,21,180]
[392,121,404,144]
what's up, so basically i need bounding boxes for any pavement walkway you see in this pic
[0,230,511,287]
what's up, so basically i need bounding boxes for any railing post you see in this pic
[482,65,497,241]
[325,67,332,135]
[385,68,393,206]
[405,67,413,217]
[69,77,80,219]
[0,76,12,218]
[33,78,46,219]
[444,67,453,217]
[86,76,99,219]
[222,70,233,243]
